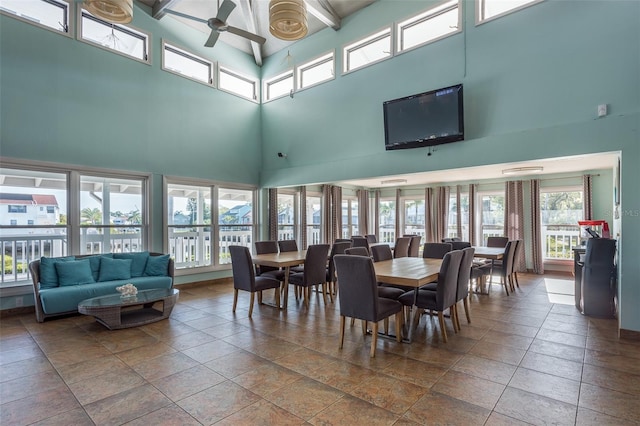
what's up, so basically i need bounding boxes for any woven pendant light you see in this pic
[269,0,308,41]
[84,0,133,24]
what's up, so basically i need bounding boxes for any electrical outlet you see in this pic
[15,296,23,307]
[598,104,608,117]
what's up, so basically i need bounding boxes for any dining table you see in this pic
[471,246,504,294]
[251,250,306,309]
[372,257,442,342]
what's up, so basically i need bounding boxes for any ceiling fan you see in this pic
[164,0,266,48]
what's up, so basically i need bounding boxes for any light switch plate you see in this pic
[598,104,608,117]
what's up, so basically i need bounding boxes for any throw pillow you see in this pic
[144,254,170,277]
[87,254,113,282]
[98,257,132,281]
[39,256,75,289]
[114,251,149,277]
[55,259,95,286]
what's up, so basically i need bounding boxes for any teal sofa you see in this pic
[29,252,174,323]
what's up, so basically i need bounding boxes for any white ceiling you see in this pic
[140,0,376,59]
[334,152,619,189]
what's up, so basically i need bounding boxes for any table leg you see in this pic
[405,290,419,343]
[282,266,290,309]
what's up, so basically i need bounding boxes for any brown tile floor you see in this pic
[1,273,639,425]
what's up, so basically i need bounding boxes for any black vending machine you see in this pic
[574,238,617,317]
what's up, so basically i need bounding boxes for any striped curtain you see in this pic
[395,189,401,239]
[357,189,369,237]
[583,174,593,220]
[530,179,544,274]
[505,181,526,272]
[322,185,332,244]
[434,186,450,243]
[299,186,307,248]
[374,190,380,240]
[268,188,278,241]
[456,185,463,239]
[468,184,477,246]
[332,185,342,241]
[424,187,433,242]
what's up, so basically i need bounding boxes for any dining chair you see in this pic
[423,242,453,259]
[408,235,421,257]
[398,250,463,343]
[393,237,411,258]
[486,240,517,295]
[442,237,461,243]
[351,236,370,255]
[278,239,304,273]
[365,234,378,244]
[451,241,471,250]
[369,244,405,333]
[344,247,370,256]
[511,239,523,290]
[487,236,509,248]
[229,246,281,317]
[254,241,286,282]
[289,244,331,308]
[326,241,352,299]
[453,247,475,330]
[334,254,403,357]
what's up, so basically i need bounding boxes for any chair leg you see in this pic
[384,318,389,335]
[502,275,510,296]
[370,322,378,358]
[321,283,328,305]
[232,289,239,312]
[438,311,448,343]
[351,317,356,327]
[248,292,255,317]
[339,315,345,349]
[361,320,367,337]
[304,287,310,309]
[453,304,461,332]
[514,272,520,288]
[463,297,471,324]
[326,282,333,303]
[275,287,281,309]
[258,291,263,305]
[395,312,403,342]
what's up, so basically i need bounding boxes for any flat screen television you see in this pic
[383,84,464,151]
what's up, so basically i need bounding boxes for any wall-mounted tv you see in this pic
[383,84,464,151]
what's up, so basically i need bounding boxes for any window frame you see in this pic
[0,0,73,38]
[304,192,322,246]
[296,51,335,91]
[476,0,544,25]
[402,197,425,238]
[341,196,359,239]
[539,185,583,262]
[396,0,461,54]
[377,197,397,244]
[276,190,298,243]
[342,26,393,75]
[218,65,260,102]
[263,69,294,103]
[77,4,151,65]
[161,39,215,87]
[477,190,505,245]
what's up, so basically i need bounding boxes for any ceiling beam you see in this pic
[305,0,341,30]
[236,0,263,66]
[151,0,184,20]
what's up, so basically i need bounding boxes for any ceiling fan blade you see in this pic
[204,30,220,47]
[163,9,209,25]
[225,26,266,45]
[216,0,236,23]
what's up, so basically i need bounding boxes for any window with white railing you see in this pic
[277,192,296,242]
[403,198,425,238]
[341,197,358,238]
[305,194,322,246]
[218,187,254,265]
[540,188,583,260]
[447,191,469,240]
[378,199,396,244]
[479,192,504,245]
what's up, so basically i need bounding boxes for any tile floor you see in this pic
[1,273,640,425]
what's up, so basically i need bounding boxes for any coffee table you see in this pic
[78,288,179,330]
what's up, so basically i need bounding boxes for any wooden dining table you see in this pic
[471,246,504,294]
[372,257,442,342]
[251,250,306,309]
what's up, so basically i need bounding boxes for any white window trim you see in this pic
[0,0,73,39]
[161,39,215,88]
[262,69,294,103]
[342,26,393,75]
[218,65,260,102]
[296,51,335,91]
[76,4,151,66]
[476,0,544,26]
[396,0,461,55]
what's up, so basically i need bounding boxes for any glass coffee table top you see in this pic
[78,288,178,308]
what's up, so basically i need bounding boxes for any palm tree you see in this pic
[127,209,142,224]
[81,207,102,225]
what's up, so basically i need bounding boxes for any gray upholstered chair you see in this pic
[423,242,453,259]
[289,244,330,308]
[370,244,392,262]
[407,235,421,257]
[486,240,517,295]
[334,254,403,357]
[229,246,281,317]
[451,241,471,251]
[393,237,411,258]
[453,247,475,330]
[327,241,352,298]
[487,236,509,248]
[278,239,304,273]
[254,241,285,282]
[344,247,369,256]
[442,237,461,243]
[351,236,370,255]
[398,250,463,342]
[365,234,378,244]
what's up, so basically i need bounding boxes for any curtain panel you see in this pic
[583,174,593,220]
[332,186,342,242]
[395,189,401,239]
[268,188,278,241]
[357,189,369,237]
[299,186,307,248]
[425,188,434,242]
[456,185,463,239]
[505,180,526,272]
[468,184,477,246]
[374,190,380,241]
[530,179,544,274]
[322,185,332,244]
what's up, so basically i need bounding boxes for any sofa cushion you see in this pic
[39,256,76,289]
[86,254,113,281]
[144,254,170,277]
[55,259,95,286]
[114,252,149,277]
[98,257,132,281]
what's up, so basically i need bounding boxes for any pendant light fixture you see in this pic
[84,0,133,24]
[269,0,308,41]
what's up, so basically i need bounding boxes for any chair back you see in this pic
[335,238,353,243]
[423,242,453,259]
[456,247,475,301]
[371,244,393,262]
[345,247,370,256]
[229,246,256,292]
[408,235,421,257]
[328,241,353,281]
[487,236,509,248]
[278,239,298,252]
[254,240,279,275]
[442,237,461,242]
[393,237,411,258]
[351,236,370,254]
[334,254,379,322]
[435,250,464,310]
[365,234,378,244]
[302,244,330,286]
[503,241,517,277]
[451,241,471,250]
